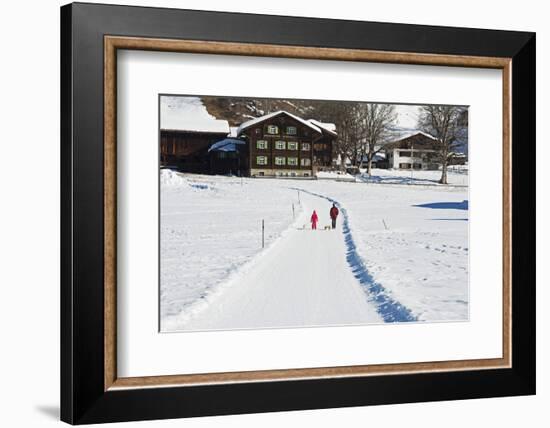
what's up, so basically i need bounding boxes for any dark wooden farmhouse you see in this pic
[160,129,229,173]
[160,96,230,173]
[236,111,337,178]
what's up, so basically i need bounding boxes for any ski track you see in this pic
[165,185,418,332]
[170,188,385,331]
[290,187,417,323]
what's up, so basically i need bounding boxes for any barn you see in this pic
[160,97,230,173]
[236,111,337,178]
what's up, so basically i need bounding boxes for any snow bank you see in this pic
[160,174,303,330]
[160,169,188,187]
[316,171,356,181]
[161,170,213,190]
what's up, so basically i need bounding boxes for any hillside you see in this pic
[200,96,320,126]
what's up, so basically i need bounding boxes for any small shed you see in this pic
[208,138,248,176]
[366,152,389,169]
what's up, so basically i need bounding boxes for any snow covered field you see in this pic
[160,170,469,332]
[316,167,468,185]
[160,170,303,327]
[359,167,469,186]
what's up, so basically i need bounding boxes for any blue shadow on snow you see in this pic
[290,187,417,323]
[189,183,209,190]
[414,200,468,210]
[359,175,439,185]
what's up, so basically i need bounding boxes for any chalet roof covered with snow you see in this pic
[389,129,437,142]
[236,110,324,135]
[385,130,439,150]
[307,119,337,136]
[160,96,230,134]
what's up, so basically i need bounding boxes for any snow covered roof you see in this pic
[359,152,386,162]
[449,151,467,157]
[228,126,239,138]
[236,111,323,135]
[389,129,437,142]
[384,130,439,151]
[160,96,230,134]
[307,119,337,136]
[208,138,246,153]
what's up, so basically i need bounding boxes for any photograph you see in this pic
[159,95,469,332]
[53,1,536,424]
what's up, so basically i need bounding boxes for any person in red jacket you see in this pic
[310,210,318,230]
[330,203,339,229]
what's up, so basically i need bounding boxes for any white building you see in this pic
[385,131,440,170]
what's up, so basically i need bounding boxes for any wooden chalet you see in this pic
[160,129,230,173]
[236,111,337,178]
[160,97,230,174]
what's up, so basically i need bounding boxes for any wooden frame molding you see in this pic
[104,35,513,391]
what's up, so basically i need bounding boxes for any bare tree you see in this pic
[318,103,396,172]
[418,105,467,184]
[314,102,359,171]
[359,104,397,176]
[342,104,365,168]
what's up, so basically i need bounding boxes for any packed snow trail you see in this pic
[161,173,466,330]
[176,190,383,331]
[292,188,417,323]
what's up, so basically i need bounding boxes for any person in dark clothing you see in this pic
[329,203,339,229]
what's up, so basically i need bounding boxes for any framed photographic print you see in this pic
[60,2,536,424]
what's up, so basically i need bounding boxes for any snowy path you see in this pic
[161,173,466,331]
[179,190,383,331]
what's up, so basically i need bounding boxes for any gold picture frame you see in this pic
[104,36,512,391]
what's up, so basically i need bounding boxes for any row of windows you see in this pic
[256,140,310,151]
[399,163,423,170]
[398,150,433,157]
[257,156,311,167]
[264,125,297,135]
[257,171,310,177]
